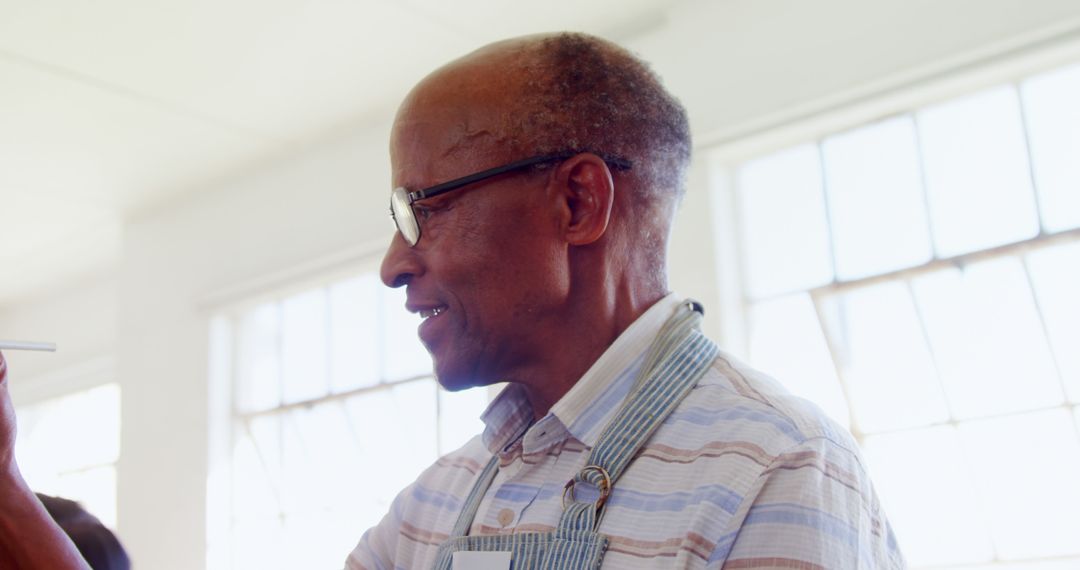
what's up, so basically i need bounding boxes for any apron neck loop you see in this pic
[445,299,717,541]
[557,300,717,533]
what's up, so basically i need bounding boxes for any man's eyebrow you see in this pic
[396,174,442,194]
[392,167,429,192]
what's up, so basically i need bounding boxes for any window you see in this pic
[207,271,491,570]
[14,383,122,528]
[726,61,1080,568]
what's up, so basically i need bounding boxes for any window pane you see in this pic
[1022,62,1080,232]
[283,404,362,511]
[819,282,949,433]
[293,509,369,570]
[15,384,121,527]
[236,303,281,412]
[1027,241,1080,402]
[283,511,360,570]
[247,415,282,487]
[822,116,933,280]
[917,86,1040,257]
[747,293,850,428]
[220,271,453,570]
[206,537,228,570]
[281,289,328,404]
[959,409,1080,559]
[17,384,121,472]
[1076,405,1080,443]
[343,379,437,529]
[329,275,380,392]
[438,386,489,454]
[862,426,993,567]
[232,517,285,570]
[737,144,834,298]
[230,428,280,519]
[381,286,432,381]
[912,258,1061,419]
[279,411,321,513]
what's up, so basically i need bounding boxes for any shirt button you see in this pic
[497,508,515,527]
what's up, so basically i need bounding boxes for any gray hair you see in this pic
[505,33,692,210]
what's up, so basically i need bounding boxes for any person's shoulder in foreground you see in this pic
[347,346,905,569]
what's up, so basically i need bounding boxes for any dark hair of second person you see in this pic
[36,494,131,570]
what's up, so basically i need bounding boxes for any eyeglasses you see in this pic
[390,152,631,247]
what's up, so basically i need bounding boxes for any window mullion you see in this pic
[808,289,860,439]
[1015,82,1049,236]
[1019,255,1070,403]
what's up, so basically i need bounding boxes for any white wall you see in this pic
[0,272,117,401]
[5,1,1080,568]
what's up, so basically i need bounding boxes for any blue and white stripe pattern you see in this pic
[346,294,905,569]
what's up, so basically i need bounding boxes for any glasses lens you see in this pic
[390,187,420,246]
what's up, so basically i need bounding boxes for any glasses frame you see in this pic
[390,151,631,247]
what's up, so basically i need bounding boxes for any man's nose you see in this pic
[380,232,422,288]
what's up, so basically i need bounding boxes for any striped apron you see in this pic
[433,300,719,570]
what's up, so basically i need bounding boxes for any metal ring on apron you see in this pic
[561,464,612,511]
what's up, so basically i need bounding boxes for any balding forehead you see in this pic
[409,49,531,107]
[393,57,541,159]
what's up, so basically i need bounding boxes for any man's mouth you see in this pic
[418,306,447,320]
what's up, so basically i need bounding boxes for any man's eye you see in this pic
[414,206,435,221]
[414,201,451,222]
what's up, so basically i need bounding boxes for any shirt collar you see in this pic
[480,293,683,452]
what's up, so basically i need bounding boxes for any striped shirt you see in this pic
[346,294,905,569]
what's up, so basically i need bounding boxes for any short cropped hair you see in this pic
[509,33,692,208]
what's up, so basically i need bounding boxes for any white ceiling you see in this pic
[0,0,676,305]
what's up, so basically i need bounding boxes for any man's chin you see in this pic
[433,362,490,393]
[434,374,484,392]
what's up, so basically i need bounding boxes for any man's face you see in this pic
[380,77,569,391]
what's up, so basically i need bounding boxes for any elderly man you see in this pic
[0,33,903,569]
[353,33,903,569]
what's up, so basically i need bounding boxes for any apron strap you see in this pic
[443,300,718,540]
[448,453,501,538]
[557,301,718,533]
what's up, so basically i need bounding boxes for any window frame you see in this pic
[703,40,1080,570]
[204,258,494,570]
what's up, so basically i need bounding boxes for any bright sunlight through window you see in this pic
[206,272,490,570]
[731,61,1080,569]
[14,383,122,529]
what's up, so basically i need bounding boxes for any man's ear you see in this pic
[553,153,615,246]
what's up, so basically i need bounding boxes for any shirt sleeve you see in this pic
[711,436,905,569]
[343,483,413,570]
